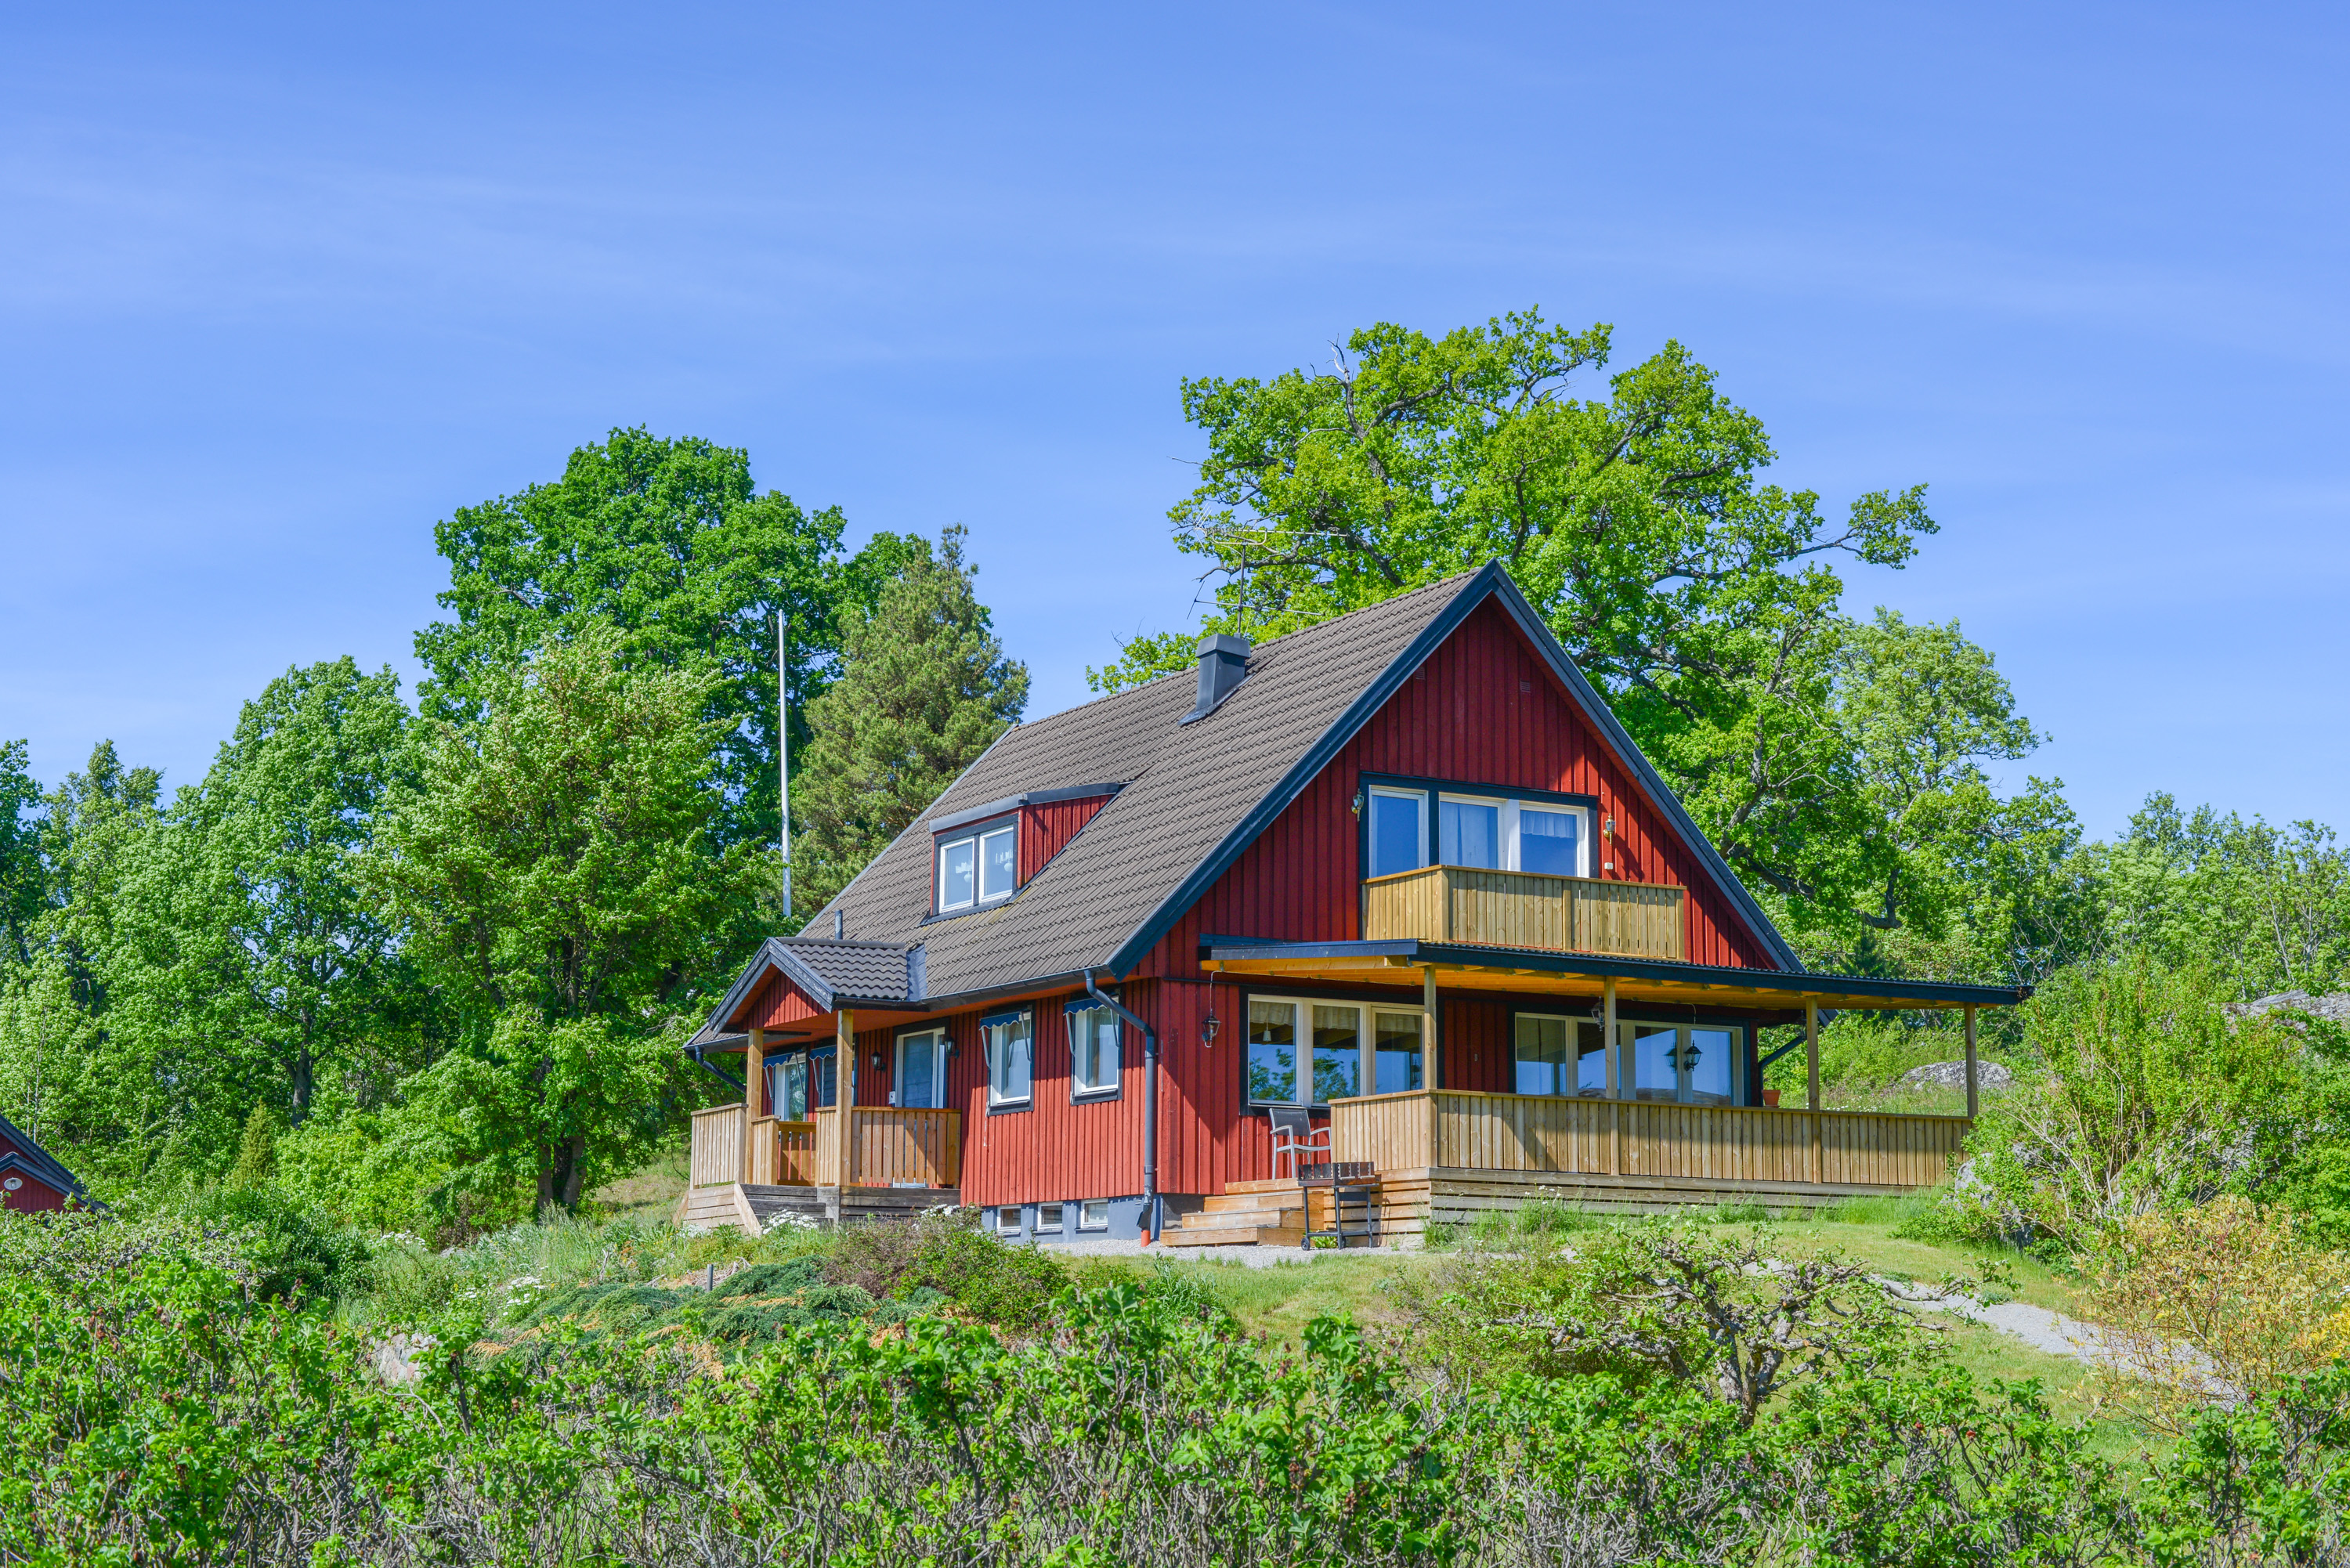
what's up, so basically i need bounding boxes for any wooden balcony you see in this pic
[688,1102,960,1190]
[1329,1088,1965,1190]
[1363,865,1686,959]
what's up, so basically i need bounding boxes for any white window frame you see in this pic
[935,817,1018,912]
[1617,1020,1745,1106]
[1077,1198,1110,1231]
[1365,786,1430,877]
[1437,791,1593,876]
[894,1028,948,1109]
[993,1208,1024,1238]
[1065,1001,1122,1099]
[982,1010,1034,1109]
[1246,995,1430,1107]
[1036,1201,1065,1234]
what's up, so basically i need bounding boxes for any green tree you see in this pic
[0,741,42,970]
[414,426,922,858]
[1101,311,2077,945]
[2102,795,2350,998]
[102,659,417,1132]
[373,623,767,1215]
[791,526,1029,916]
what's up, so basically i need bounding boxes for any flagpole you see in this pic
[779,611,793,924]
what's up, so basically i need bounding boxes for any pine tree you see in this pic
[792,527,1028,919]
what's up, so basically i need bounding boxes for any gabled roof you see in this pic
[728,562,1798,1023]
[0,1111,92,1205]
[689,937,922,1046]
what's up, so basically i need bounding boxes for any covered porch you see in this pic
[1195,934,2022,1244]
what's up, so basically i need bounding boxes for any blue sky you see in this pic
[2,2,2345,839]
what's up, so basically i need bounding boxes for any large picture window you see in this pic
[1512,1018,1742,1105]
[1248,995,1430,1106]
[982,1010,1032,1108]
[1065,1000,1122,1097]
[936,818,1018,912]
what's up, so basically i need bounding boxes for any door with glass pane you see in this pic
[897,1030,946,1108]
[1513,1014,1610,1096]
[767,1056,811,1121]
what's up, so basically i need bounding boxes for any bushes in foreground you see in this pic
[5,1210,2348,1566]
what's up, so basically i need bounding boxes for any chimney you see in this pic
[1180,633,1252,724]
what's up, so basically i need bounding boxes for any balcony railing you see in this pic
[1329,1088,1967,1190]
[1363,864,1687,959]
[689,1103,960,1189]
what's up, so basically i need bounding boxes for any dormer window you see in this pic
[937,817,1016,912]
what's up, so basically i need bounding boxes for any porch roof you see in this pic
[1197,937,2027,1013]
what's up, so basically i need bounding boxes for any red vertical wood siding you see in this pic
[1142,598,1773,974]
[1018,793,1112,883]
[0,1131,69,1212]
[748,974,829,1029]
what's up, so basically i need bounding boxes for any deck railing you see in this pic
[746,1118,820,1185]
[692,1102,959,1190]
[1363,865,1686,959]
[689,1104,743,1187]
[1329,1088,1966,1190]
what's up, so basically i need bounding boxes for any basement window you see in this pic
[1037,1202,1065,1234]
[1078,1200,1110,1231]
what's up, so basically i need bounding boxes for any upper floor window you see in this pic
[1367,787,1428,877]
[937,818,1017,912]
[1363,775,1593,880]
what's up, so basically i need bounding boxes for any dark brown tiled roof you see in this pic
[776,938,913,999]
[804,573,1480,1002]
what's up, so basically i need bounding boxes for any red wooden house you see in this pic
[0,1111,93,1215]
[682,564,2020,1244]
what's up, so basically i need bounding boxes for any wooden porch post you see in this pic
[1805,1002,1823,1184]
[1963,1005,1979,1122]
[1423,968,1441,1089]
[837,1008,858,1189]
[1602,977,1619,1097]
[743,1027,765,1180]
[1603,977,1621,1176]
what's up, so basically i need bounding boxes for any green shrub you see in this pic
[193,1184,370,1302]
[823,1209,1068,1324]
[2280,1143,2350,1250]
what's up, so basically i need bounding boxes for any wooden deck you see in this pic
[1363,865,1686,959]
[1331,1087,1966,1188]
[686,1101,960,1230]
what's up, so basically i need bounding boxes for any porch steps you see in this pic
[1162,1182,1306,1248]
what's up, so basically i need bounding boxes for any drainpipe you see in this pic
[1085,969,1160,1243]
[689,1041,746,1093]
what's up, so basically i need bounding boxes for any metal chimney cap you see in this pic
[1180,633,1253,725]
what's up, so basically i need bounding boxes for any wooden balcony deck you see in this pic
[1328,1088,1968,1241]
[1363,865,1686,958]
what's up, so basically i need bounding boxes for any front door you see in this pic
[898,1029,947,1108]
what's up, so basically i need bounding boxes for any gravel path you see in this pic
[1879,1278,2124,1367]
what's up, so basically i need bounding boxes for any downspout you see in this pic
[689,1041,746,1093]
[1084,969,1161,1244]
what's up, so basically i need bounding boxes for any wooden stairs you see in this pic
[1161,1179,1308,1247]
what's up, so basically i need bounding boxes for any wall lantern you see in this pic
[1202,1008,1220,1049]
